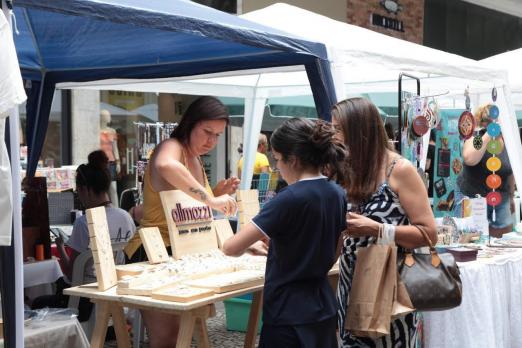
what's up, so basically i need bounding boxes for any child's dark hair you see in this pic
[270,118,348,185]
[76,150,111,194]
[170,96,229,143]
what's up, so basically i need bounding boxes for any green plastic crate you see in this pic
[223,297,263,332]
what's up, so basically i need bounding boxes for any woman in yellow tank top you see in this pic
[125,96,239,348]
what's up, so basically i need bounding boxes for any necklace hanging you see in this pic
[485,89,502,228]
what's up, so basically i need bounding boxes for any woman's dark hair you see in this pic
[331,97,392,203]
[76,150,111,194]
[270,118,348,185]
[170,96,229,143]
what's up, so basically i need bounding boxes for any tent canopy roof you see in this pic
[59,3,509,99]
[15,0,328,82]
[481,48,522,89]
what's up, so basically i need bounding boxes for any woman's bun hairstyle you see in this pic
[270,118,348,184]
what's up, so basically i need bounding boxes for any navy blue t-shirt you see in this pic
[252,177,347,326]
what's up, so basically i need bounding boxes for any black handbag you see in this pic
[397,225,462,311]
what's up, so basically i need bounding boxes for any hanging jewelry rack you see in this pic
[133,122,178,200]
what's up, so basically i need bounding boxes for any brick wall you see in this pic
[347,0,424,44]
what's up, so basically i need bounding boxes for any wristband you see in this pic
[382,223,396,245]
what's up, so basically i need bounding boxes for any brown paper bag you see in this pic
[345,243,396,338]
[391,249,415,319]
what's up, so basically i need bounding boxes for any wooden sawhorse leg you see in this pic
[176,304,215,348]
[244,290,263,348]
[90,301,131,348]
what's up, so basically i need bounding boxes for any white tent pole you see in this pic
[327,47,346,102]
[240,96,266,190]
[2,1,25,346]
[240,74,266,190]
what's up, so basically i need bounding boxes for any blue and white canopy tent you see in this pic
[8,0,338,345]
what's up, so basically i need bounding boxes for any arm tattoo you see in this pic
[189,187,208,201]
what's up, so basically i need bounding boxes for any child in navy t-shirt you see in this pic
[223,118,348,348]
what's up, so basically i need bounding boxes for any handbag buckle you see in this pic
[431,251,441,267]
[404,253,415,267]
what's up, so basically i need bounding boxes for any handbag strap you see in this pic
[406,225,441,268]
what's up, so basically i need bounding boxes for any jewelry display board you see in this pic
[213,219,234,249]
[237,190,260,231]
[139,227,170,264]
[86,207,118,291]
[160,190,218,259]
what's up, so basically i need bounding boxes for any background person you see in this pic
[237,133,271,178]
[36,150,136,322]
[99,109,120,206]
[123,96,239,348]
[223,118,348,348]
[332,97,436,348]
[457,103,515,237]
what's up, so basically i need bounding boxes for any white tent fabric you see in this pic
[0,9,26,246]
[2,5,27,347]
[481,49,522,110]
[58,3,522,193]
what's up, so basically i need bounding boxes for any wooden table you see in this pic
[65,282,264,348]
[65,267,339,348]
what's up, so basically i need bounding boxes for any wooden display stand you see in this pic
[236,190,260,231]
[160,190,218,259]
[139,227,170,264]
[86,207,118,291]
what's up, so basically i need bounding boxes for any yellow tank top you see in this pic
[124,148,213,258]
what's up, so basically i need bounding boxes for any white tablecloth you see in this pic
[423,249,522,348]
[24,259,63,288]
[25,317,88,348]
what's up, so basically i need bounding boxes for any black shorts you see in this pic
[126,244,172,263]
[259,316,337,348]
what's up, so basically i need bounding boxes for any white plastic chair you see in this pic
[67,241,128,340]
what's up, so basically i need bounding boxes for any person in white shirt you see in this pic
[56,150,135,281]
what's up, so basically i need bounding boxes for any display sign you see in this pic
[160,190,218,259]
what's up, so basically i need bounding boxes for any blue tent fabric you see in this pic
[13,0,337,176]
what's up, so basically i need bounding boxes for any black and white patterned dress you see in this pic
[337,160,419,347]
